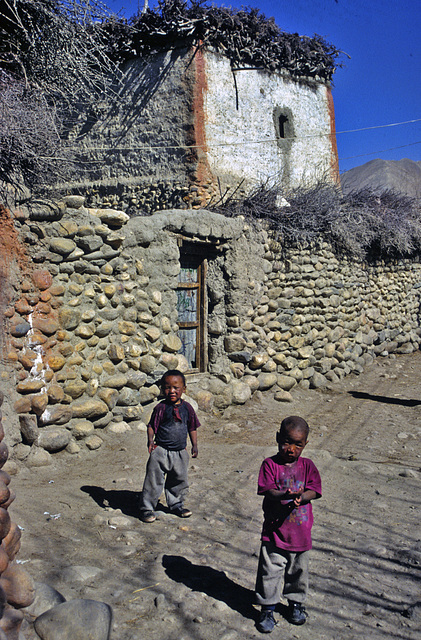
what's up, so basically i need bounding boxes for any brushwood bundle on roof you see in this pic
[104,0,342,84]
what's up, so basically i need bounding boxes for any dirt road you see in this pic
[8,352,421,639]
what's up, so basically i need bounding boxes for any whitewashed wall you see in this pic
[203,51,337,190]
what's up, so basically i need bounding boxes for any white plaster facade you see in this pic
[202,51,338,190]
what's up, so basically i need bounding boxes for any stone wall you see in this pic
[2,198,421,462]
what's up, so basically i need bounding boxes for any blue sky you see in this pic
[106,0,421,173]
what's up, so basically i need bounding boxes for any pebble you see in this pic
[108,516,133,528]
[60,566,102,583]
[399,468,418,478]
[154,593,166,610]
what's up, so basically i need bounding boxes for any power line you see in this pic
[339,140,421,161]
[78,116,421,153]
[336,118,421,136]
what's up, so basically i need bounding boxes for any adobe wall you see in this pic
[58,48,338,212]
[1,200,420,465]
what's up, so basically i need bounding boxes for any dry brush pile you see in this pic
[214,182,421,261]
[113,0,343,83]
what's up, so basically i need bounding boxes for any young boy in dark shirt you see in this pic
[139,370,199,523]
[255,416,321,633]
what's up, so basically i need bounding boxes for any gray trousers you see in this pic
[255,541,309,606]
[140,446,189,513]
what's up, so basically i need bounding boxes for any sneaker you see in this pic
[172,507,192,518]
[287,601,307,625]
[141,511,156,523]
[256,609,276,633]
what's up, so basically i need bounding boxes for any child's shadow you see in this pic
[80,485,141,518]
[162,555,256,620]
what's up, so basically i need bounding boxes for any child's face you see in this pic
[161,375,186,404]
[276,426,308,463]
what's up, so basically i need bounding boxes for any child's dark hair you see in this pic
[160,369,186,387]
[279,416,309,439]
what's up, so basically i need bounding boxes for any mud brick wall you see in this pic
[1,197,420,462]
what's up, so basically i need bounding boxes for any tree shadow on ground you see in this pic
[80,485,141,518]
[162,554,256,620]
[349,391,421,406]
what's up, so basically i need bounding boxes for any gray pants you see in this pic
[255,541,309,606]
[140,446,189,514]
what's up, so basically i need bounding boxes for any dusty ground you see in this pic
[6,352,421,639]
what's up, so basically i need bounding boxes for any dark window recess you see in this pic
[273,107,293,146]
[176,246,206,372]
[278,114,288,139]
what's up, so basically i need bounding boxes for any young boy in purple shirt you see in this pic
[140,370,199,523]
[255,416,321,633]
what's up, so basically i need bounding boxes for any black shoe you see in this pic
[287,601,307,625]
[140,511,156,523]
[256,609,276,633]
[172,507,192,518]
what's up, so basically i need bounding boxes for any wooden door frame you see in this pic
[177,239,209,372]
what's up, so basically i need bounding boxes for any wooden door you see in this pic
[176,247,206,371]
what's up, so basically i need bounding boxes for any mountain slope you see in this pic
[341,158,421,198]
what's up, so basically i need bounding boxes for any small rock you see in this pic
[257,373,277,391]
[108,516,132,528]
[231,381,252,405]
[276,375,296,391]
[66,440,80,455]
[154,594,166,610]
[224,423,241,433]
[34,598,112,640]
[38,428,71,453]
[107,422,131,434]
[402,601,421,620]
[274,389,293,402]
[13,443,31,461]
[310,372,327,389]
[85,435,103,450]
[72,421,95,439]
[60,566,102,583]
[25,447,52,468]
[24,582,66,618]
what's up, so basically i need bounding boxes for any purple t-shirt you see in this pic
[258,455,322,552]
[148,399,200,451]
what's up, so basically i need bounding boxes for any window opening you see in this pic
[273,106,294,148]
[176,246,206,372]
[278,114,288,139]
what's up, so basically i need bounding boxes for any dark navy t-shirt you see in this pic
[148,400,200,451]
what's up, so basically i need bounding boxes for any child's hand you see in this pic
[284,487,303,506]
[191,444,198,458]
[148,442,157,453]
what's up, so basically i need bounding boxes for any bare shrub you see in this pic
[0,71,63,195]
[214,182,421,260]
[0,0,122,102]
[0,0,128,197]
